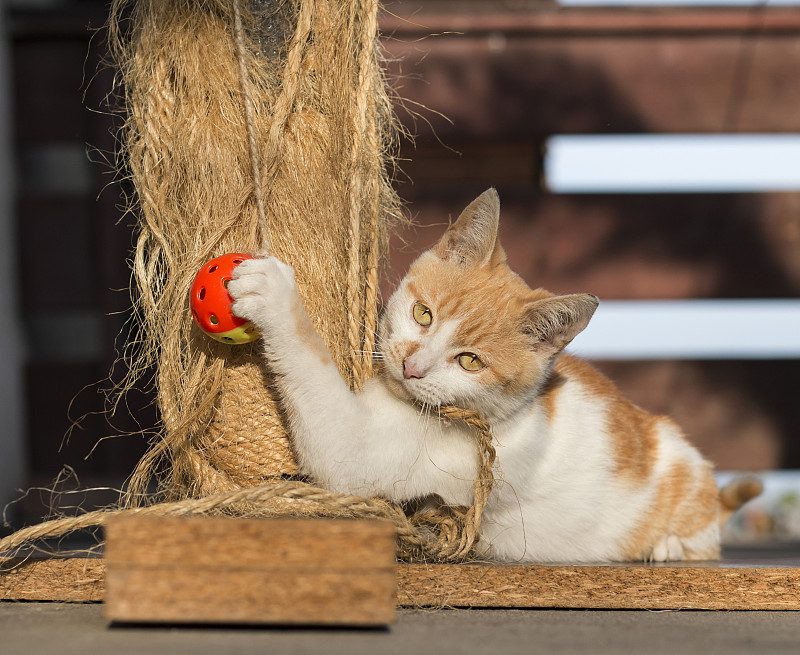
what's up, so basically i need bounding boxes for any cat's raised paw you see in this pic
[227,256,298,330]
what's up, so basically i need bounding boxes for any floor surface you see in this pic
[2,602,800,655]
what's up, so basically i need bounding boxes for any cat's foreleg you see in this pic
[228,257,474,501]
[227,257,366,486]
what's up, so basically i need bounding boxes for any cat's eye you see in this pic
[413,302,433,327]
[457,352,485,372]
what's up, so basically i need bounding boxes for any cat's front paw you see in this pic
[649,534,685,562]
[227,256,299,334]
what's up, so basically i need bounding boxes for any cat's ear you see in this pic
[433,188,503,267]
[523,294,599,355]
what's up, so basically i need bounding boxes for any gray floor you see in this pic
[2,602,800,655]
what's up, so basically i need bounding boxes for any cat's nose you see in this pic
[403,358,425,379]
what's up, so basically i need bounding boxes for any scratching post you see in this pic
[0,0,496,567]
[109,0,399,502]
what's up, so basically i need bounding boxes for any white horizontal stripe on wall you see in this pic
[545,135,800,193]
[567,299,800,359]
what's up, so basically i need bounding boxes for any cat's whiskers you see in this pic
[416,400,432,432]
[352,349,384,360]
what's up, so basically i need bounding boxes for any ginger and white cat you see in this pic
[228,189,757,563]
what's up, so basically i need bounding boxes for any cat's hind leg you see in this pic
[648,519,720,562]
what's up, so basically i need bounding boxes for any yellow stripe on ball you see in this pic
[206,322,259,345]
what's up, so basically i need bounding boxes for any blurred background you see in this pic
[1,0,799,543]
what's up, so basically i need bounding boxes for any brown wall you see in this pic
[7,2,800,527]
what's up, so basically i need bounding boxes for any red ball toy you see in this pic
[190,253,258,344]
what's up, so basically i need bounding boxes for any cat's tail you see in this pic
[718,476,763,526]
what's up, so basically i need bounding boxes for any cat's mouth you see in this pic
[382,344,451,405]
[401,376,455,409]
[381,360,448,406]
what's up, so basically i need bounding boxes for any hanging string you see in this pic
[231,0,269,250]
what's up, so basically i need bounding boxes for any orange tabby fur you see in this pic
[549,355,720,559]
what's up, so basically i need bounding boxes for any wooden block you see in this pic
[103,516,396,626]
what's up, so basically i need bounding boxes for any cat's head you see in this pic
[379,189,598,421]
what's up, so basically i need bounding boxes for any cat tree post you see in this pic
[111,0,398,503]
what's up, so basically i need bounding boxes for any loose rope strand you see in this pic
[1,407,495,564]
[231,0,269,250]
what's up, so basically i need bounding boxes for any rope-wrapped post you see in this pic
[107,0,400,503]
[0,0,498,565]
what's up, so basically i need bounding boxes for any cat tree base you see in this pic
[397,561,800,610]
[3,552,800,613]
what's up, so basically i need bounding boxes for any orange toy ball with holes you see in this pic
[190,253,259,344]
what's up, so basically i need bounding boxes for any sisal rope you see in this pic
[231,0,268,249]
[1,406,495,564]
[0,0,497,565]
[347,0,379,389]
[259,0,314,216]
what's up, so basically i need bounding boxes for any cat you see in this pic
[228,188,759,563]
